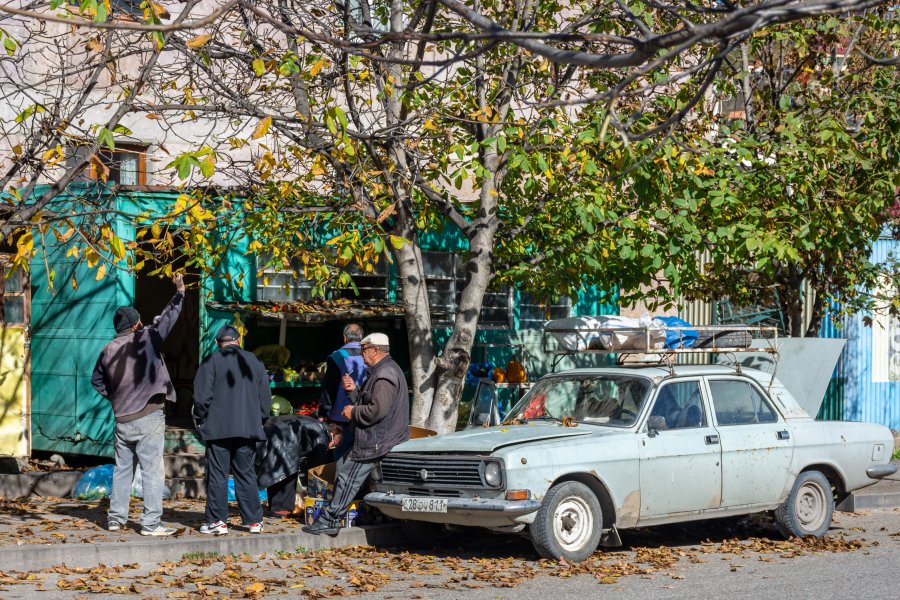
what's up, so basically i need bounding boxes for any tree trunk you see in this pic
[425,164,501,433]
[392,212,439,428]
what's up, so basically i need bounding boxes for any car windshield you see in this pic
[504,374,652,427]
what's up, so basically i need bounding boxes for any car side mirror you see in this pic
[647,415,666,437]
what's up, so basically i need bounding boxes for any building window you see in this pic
[111,0,144,17]
[67,143,148,186]
[518,293,572,329]
[422,251,511,328]
[0,259,28,325]
[256,254,389,303]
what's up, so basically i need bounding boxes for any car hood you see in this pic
[390,422,594,454]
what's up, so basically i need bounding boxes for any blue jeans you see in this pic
[108,409,165,529]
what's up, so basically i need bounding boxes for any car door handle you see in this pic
[777,430,790,440]
[705,434,719,445]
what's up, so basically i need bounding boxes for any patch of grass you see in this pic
[181,551,220,561]
[892,447,900,461]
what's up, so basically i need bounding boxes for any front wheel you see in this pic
[774,470,834,538]
[530,481,603,562]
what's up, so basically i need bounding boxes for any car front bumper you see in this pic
[364,492,541,527]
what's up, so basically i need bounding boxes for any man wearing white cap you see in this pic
[303,332,409,535]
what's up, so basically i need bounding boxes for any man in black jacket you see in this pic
[92,273,184,537]
[303,332,409,536]
[193,325,272,535]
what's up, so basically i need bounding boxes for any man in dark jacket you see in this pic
[303,332,409,536]
[193,325,272,535]
[91,273,184,537]
[317,323,367,461]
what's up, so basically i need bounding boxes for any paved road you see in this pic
[0,508,897,599]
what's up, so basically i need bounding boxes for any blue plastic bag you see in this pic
[465,361,494,387]
[655,316,698,349]
[227,476,268,503]
[73,464,173,500]
[72,464,114,500]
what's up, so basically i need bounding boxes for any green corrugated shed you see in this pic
[28,186,618,456]
[28,187,253,456]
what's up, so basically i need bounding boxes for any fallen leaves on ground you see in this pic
[0,514,880,597]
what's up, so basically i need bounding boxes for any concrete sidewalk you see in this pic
[0,497,405,571]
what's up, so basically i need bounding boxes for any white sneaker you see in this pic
[200,521,228,535]
[140,523,177,536]
[248,522,263,534]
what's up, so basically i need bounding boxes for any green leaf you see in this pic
[97,127,115,151]
[110,235,126,260]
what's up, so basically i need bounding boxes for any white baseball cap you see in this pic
[360,332,390,348]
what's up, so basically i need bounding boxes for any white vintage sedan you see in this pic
[365,365,897,562]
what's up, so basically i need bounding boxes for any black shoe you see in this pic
[302,520,341,536]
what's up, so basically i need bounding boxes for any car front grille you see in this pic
[407,487,463,498]
[381,454,485,488]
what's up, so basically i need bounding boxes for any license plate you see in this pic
[401,497,448,513]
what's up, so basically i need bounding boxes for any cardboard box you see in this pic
[303,497,360,527]
[409,426,437,439]
[307,462,336,499]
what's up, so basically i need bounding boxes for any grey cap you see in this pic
[216,324,240,342]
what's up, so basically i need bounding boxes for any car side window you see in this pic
[648,381,706,430]
[708,380,778,426]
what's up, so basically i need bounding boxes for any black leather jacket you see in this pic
[255,415,329,489]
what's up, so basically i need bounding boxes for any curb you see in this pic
[0,471,83,499]
[837,491,900,512]
[0,523,406,572]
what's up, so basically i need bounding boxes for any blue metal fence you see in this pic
[820,236,900,430]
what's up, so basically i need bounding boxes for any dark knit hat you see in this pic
[113,306,141,333]
[216,324,240,343]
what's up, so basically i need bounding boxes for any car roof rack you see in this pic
[543,324,779,374]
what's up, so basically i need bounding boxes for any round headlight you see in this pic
[484,461,501,487]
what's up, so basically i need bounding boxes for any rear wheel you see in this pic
[530,481,603,562]
[774,470,834,538]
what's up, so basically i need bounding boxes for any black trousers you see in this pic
[205,438,262,525]
[267,474,297,513]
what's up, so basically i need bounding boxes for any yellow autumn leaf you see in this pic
[309,58,328,76]
[95,264,107,280]
[251,116,272,140]
[245,582,266,594]
[186,34,212,50]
